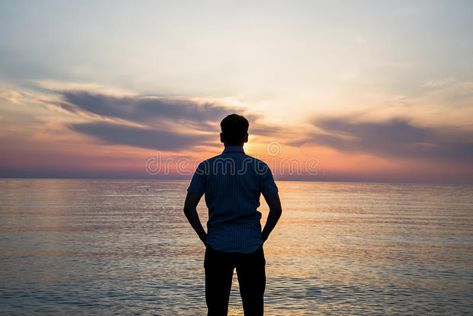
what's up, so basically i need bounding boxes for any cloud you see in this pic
[60,91,238,126]
[49,89,277,151]
[420,78,473,104]
[56,91,236,150]
[69,121,213,151]
[293,117,473,163]
[2,83,282,151]
[422,77,456,89]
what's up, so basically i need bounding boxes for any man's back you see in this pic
[187,146,278,253]
[183,114,282,316]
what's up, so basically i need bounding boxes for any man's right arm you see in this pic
[261,192,282,242]
[183,191,207,245]
[185,162,207,245]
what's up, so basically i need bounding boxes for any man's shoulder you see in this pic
[196,154,271,174]
[203,153,268,165]
[240,154,273,176]
[239,154,271,169]
[195,154,229,171]
[200,154,227,165]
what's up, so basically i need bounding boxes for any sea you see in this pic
[0,179,472,315]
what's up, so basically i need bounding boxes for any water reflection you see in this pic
[0,179,472,315]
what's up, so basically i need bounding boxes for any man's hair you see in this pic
[220,114,249,145]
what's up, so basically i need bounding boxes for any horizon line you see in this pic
[1,176,471,186]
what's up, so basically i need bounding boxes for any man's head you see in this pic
[220,114,249,146]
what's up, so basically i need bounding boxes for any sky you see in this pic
[0,0,472,183]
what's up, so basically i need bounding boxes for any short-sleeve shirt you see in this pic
[187,146,278,254]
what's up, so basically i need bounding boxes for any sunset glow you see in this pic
[1,1,472,182]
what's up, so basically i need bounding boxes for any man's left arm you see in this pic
[183,192,207,245]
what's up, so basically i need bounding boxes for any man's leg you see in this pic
[204,246,235,316]
[236,246,266,316]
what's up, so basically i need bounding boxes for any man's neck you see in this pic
[222,145,245,153]
[224,143,244,147]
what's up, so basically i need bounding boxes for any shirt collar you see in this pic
[222,145,245,154]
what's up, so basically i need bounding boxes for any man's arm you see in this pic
[183,191,207,245]
[261,192,282,242]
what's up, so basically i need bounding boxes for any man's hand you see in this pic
[261,192,282,242]
[183,191,207,245]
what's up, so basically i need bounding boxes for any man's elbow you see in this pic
[270,206,282,217]
[183,207,191,216]
[183,206,196,217]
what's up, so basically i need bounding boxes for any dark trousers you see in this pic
[204,245,266,316]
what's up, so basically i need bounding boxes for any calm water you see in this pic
[0,179,472,315]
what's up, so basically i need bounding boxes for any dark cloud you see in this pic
[293,117,473,163]
[70,121,213,151]
[56,90,278,150]
[54,91,234,150]
[61,91,249,126]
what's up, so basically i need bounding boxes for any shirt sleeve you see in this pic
[258,162,278,196]
[187,162,206,196]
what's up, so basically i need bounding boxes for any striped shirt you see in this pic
[187,146,278,254]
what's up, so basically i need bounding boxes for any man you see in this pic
[183,114,283,316]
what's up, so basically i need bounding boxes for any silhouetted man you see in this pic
[184,114,282,316]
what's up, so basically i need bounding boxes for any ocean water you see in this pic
[0,179,472,315]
